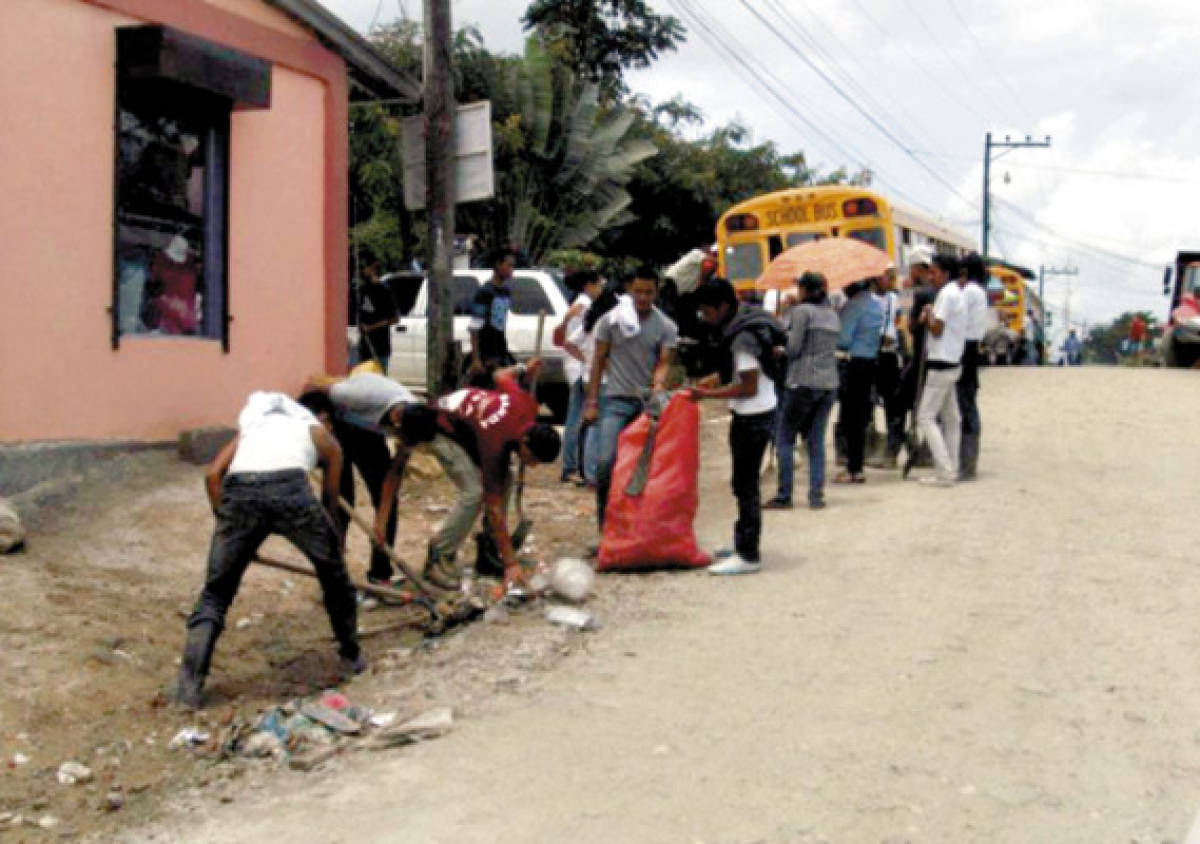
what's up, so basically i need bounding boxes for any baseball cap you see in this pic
[907,245,933,267]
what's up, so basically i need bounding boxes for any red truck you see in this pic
[1163,251,1200,368]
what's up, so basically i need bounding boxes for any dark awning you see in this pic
[117,26,272,110]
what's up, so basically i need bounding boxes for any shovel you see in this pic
[512,309,546,551]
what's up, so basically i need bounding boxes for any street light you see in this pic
[981,132,1051,259]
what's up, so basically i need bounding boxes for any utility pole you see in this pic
[982,132,1051,259]
[1039,264,1078,363]
[423,0,455,396]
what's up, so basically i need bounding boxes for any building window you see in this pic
[114,91,229,343]
[112,25,271,350]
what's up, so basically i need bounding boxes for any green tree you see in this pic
[1082,311,1159,364]
[522,0,685,98]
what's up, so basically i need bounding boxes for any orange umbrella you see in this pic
[756,237,891,292]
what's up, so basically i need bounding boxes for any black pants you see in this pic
[839,357,876,474]
[333,420,398,581]
[730,410,774,563]
[875,350,905,457]
[187,470,359,661]
[957,343,981,435]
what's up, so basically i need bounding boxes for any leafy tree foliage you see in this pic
[1082,310,1160,364]
[345,11,859,275]
[521,0,685,98]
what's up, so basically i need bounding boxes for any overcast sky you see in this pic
[319,0,1200,333]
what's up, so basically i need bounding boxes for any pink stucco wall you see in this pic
[0,0,330,443]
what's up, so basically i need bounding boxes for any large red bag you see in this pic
[597,393,711,571]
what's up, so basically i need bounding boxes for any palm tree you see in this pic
[494,37,657,262]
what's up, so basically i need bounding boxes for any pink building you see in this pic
[0,0,417,444]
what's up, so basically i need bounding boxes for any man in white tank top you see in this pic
[175,391,362,709]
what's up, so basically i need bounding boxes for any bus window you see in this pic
[768,235,784,260]
[726,243,764,280]
[786,232,822,248]
[847,227,887,251]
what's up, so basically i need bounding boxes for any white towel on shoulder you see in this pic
[614,294,640,338]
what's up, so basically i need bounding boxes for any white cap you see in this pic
[907,245,933,267]
[164,235,189,263]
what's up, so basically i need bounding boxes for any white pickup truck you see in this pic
[349,268,573,419]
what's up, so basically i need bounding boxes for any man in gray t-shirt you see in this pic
[583,267,678,530]
[305,373,434,586]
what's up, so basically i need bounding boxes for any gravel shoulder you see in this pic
[9,367,1200,843]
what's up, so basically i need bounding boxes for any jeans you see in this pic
[775,386,837,505]
[838,357,877,474]
[580,384,605,484]
[957,344,981,449]
[187,470,359,661]
[730,411,774,562]
[917,366,962,481]
[561,376,586,478]
[332,420,398,581]
[595,395,645,527]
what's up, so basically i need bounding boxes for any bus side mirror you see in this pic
[1163,266,1173,296]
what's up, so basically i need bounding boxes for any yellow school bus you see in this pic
[715,185,974,298]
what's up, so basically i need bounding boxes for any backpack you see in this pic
[732,316,788,388]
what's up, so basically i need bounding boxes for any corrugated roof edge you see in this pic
[265,0,420,102]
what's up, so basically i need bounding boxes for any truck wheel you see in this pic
[1164,335,1180,367]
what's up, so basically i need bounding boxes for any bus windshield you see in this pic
[726,242,764,281]
[847,227,886,251]
[786,232,823,248]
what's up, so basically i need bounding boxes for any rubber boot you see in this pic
[175,620,220,709]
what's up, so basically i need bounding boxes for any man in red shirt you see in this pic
[425,361,561,593]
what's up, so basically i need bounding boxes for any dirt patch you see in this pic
[0,450,626,840]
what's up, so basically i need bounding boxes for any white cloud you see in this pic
[318,0,1200,326]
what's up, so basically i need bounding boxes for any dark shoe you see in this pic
[339,652,368,676]
[175,620,219,710]
[764,497,793,510]
[809,498,827,510]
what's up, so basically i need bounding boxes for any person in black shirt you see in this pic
[356,260,398,373]
[467,248,517,385]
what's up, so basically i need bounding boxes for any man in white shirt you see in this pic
[689,277,782,575]
[554,270,604,484]
[916,254,968,486]
[956,253,989,480]
[175,391,362,709]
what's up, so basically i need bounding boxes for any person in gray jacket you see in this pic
[766,272,841,510]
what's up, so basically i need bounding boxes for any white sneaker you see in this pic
[919,475,956,488]
[708,554,762,575]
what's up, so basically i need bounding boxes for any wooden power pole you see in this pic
[423,0,455,396]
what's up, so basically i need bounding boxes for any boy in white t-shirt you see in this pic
[689,277,783,575]
[916,254,968,486]
[176,391,361,709]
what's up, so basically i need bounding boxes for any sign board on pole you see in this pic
[402,100,494,210]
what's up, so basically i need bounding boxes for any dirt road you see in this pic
[116,368,1200,842]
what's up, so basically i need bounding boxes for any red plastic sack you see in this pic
[597,393,711,571]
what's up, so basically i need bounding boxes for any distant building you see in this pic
[0,0,417,443]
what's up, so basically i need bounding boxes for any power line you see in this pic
[942,0,1037,126]
[844,0,990,124]
[668,0,964,223]
[992,196,1161,269]
[762,0,927,150]
[735,0,981,213]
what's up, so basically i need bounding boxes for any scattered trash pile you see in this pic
[169,691,455,773]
